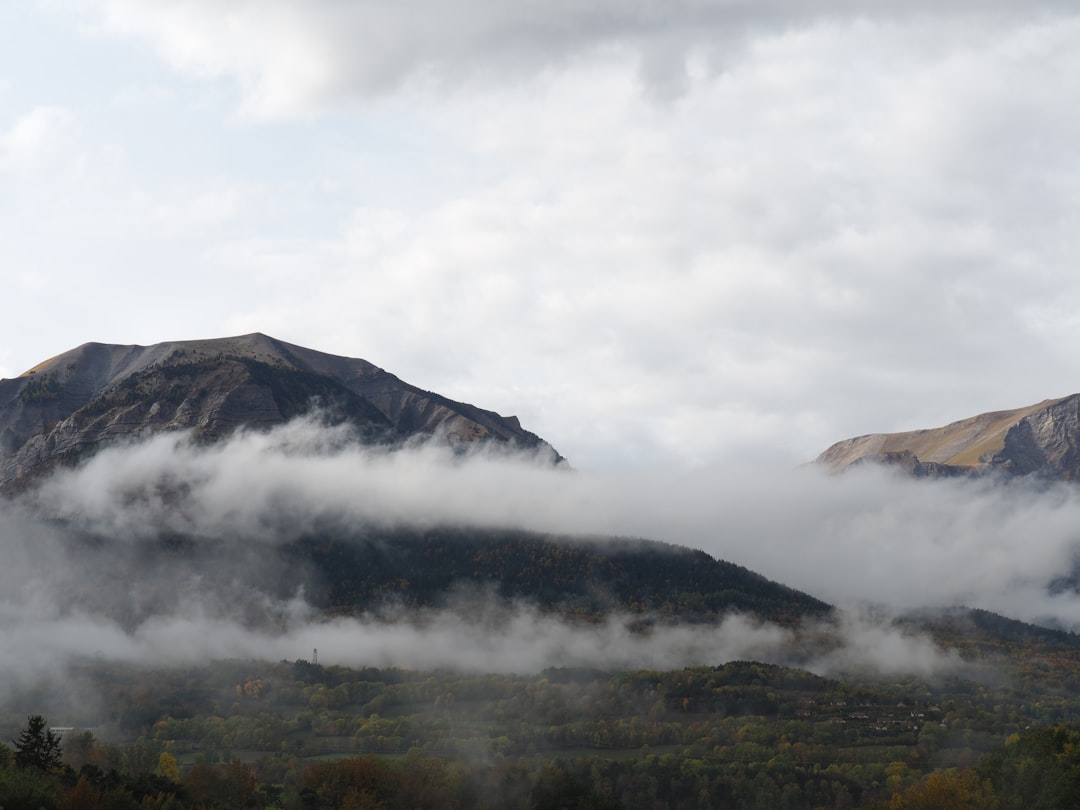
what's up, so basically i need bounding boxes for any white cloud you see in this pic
[2,444,980,691]
[0,595,964,696]
[204,15,1080,466]
[7,423,1058,692]
[0,106,81,175]
[21,420,1080,631]
[57,1,1080,117]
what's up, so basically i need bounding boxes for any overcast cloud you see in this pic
[2,3,1080,470]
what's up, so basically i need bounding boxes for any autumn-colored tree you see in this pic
[185,761,262,809]
[301,757,398,809]
[394,750,479,810]
[979,725,1080,810]
[59,773,104,810]
[157,751,181,783]
[530,763,622,810]
[889,768,999,810]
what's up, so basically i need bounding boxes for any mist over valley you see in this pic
[0,338,1072,700]
[5,338,1080,808]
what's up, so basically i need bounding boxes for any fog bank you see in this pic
[0,419,1075,694]
[22,418,1080,627]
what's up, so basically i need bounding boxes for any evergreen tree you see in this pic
[13,714,63,773]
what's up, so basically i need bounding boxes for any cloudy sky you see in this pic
[3,1,1080,470]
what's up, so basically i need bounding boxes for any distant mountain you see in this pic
[817,394,1080,478]
[0,333,559,489]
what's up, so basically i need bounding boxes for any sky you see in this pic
[3,1,1080,472]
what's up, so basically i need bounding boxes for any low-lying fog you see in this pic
[3,416,1078,691]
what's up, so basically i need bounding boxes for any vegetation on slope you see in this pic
[290,528,831,624]
[8,651,1080,809]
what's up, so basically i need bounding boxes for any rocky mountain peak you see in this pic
[0,334,560,489]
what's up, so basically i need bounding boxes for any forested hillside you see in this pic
[7,643,1080,809]
[291,528,831,624]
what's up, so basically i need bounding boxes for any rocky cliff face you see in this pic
[817,395,1080,479]
[0,333,559,489]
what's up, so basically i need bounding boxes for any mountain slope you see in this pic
[0,333,558,488]
[57,524,832,629]
[817,394,1080,478]
[291,528,832,625]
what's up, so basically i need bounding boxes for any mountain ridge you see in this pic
[0,333,559,489]
[817,393,1080,478]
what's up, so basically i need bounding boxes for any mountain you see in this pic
[0,333,558,489]
[0,334,835,629]
[816,394,1080,478]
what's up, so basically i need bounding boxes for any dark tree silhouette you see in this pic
[13,714,63,772]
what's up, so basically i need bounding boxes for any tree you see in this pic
[59,774,104,810]
[157,752,181,783]
[889,769,999,810]
[63,729,96,770]
[13,714,63,773]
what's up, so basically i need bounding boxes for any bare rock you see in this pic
[0,333,562,489]
[817,394,1080,480]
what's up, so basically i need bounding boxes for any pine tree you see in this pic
[13,714,63,772]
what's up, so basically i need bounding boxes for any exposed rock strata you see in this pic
[817,394,1080,479]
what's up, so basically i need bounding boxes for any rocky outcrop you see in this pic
[0,334,560,489]
[991,395,1080,477]
[817,394,1080,480]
